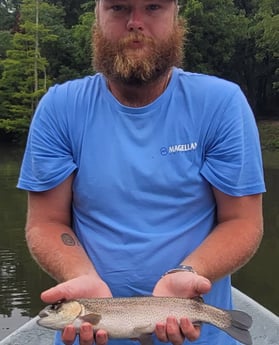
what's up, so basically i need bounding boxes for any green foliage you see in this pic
[0,0,62,140]
[247,0,279,115]
[41,10,94,83]
[181,0,279,117]
[0,0,278,142]
[0,0,20,30]
[0,117,29,133]
[0,31,12,67]
[254,0,279,92]
[0,21,53,115]
[182,0,243,75]
[72,11,94,75]
[258,121,279,151]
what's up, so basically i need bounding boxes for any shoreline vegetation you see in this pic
[1,119,279,144]
[258,120,279,152]
[0,0,278,137]
[257,120,279,169]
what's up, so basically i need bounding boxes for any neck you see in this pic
[106,69,172,107]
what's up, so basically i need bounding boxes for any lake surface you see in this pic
[0,144,279,341]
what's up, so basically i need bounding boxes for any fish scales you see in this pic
[37,296,253,345]
[79,297,232,332]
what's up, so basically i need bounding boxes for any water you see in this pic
[0,145,54,339]
[0,144,279,341]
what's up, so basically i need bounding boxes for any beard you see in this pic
[92,19,186,86]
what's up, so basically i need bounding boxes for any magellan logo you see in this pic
[160,142,197,156]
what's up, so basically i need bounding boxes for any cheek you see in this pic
[149,28,172,42]
[99,20,127,41]
[147,18,175,39]
[96,10,126,41]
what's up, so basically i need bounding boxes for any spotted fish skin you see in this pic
[37,296,253,345]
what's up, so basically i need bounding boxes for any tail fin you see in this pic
[224,310,253,345]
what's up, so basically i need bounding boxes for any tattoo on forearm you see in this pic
[61,233,79,246]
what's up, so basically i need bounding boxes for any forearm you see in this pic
[26,222,100,283]
[182,218,263,282]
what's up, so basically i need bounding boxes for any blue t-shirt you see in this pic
[17,68,265,345]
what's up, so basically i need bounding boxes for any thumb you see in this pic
[40,277,87,303]
[194,276,211,296]
[40,281,72,304]
[40,275,112,303]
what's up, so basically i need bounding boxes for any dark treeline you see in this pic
[0,0,278,142]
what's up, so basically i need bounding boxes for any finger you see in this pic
[155,322,168,343]
[61,325,77,345]
[95,329,108,345]
[79,323,94,345]
[180,317,201,342]
[165,316,184,345]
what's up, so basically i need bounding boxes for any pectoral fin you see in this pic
[80,313,102,325]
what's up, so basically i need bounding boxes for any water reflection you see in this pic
[0,248,29,316]
[232,165,279,314]
[0,145,55,339]
[0,144,278,341]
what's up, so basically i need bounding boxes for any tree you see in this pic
[0,0,278,142]
[47,0,92,28]
[39,2,94,83]
[182,0,244,76]
[182,0,279,118]
[71,10,94,76]
[0,0,61,138]
[252,0,279,115]
[0,31,12,64]
[0,0,20,30]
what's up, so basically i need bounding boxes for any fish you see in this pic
[37,296,253,345]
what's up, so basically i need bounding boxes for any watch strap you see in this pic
[163,264,196,277]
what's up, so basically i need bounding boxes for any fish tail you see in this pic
[224,310,253,345]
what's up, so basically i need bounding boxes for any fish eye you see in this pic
[50,303,61,311]
[50,299,66,311]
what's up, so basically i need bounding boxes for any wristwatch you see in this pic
[162,264,196,277]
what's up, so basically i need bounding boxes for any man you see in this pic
[17,0,265,344]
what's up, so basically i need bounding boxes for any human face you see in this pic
[93,0,185,85]
[95,0,178,42]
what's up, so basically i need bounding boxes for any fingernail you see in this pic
[156,324,165,332]
[167,316,176,323]
[81,324,91,332]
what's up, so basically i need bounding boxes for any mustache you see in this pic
[118,32,155,47]
[92,18,186,84]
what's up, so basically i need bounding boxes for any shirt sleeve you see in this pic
[17,85,77,191]
[200,87,266,196]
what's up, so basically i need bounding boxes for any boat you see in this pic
[0,288,278,345]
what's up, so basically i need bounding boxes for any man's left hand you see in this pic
[152,271,211,344]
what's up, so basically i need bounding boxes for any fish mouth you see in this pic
[38,309,49,318]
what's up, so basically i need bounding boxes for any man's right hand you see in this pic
[40,274,112,345]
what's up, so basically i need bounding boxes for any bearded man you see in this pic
[17,0,265,345]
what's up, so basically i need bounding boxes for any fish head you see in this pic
[37,300,82,330]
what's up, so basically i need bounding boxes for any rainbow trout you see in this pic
[37,296,252,345]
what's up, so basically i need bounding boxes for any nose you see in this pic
[127,9,144,31]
